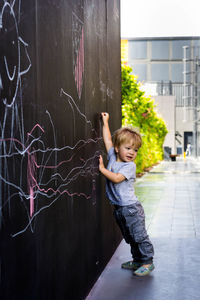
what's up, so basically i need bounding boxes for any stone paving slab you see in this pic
[86,238,200,300]
[86,158,200,300]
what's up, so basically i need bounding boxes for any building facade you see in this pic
[121,37,200,156]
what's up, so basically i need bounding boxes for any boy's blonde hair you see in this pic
[113,127,142,149]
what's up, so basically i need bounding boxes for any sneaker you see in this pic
[134,263,155,276]
[121,261,143,270]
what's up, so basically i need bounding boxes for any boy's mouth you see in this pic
[126,156,133,160]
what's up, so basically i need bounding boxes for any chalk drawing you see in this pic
[72,11,84,99]
[0,0,31,229]
[0,1,103,237]
[113,0,120,22]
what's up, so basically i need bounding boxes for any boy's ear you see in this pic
[115,147,119,153]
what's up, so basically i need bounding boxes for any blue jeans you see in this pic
[114,201,154,264]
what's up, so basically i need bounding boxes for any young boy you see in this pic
[99,112,154,277]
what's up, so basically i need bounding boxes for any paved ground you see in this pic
[86,157,200,300]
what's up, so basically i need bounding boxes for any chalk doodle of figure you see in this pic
[0,1,101,237]
[0,0,32,230]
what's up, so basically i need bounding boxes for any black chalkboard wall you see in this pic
[0,1,121,299]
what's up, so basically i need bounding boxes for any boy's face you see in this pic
[115,142,138,162]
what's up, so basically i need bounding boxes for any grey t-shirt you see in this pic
[106,147,138,206]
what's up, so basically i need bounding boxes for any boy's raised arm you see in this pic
[101,112,113,153]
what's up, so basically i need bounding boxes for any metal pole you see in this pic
[193,56,198,157]
[183,46,188,122]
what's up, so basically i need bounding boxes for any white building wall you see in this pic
[154,96,176,154]
[176,107,194,151]
[154,96,196,155]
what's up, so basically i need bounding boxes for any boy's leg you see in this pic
[113,207,143,270]
[114,203,154,266]
[124,203,155,276]
[130,240,143,263]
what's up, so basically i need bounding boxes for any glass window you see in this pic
[171,63,190,82]
[172,40,191,59]
[171,63,184,82]
[129,63,147,81]
[193,39,200,57]
[129,41,147,59]
[151,40,169,59]
[151,64,169,81]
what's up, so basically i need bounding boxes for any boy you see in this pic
[99,112,154,276]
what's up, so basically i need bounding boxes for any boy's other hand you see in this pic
[99,155,105,172]
[101,112,109,124]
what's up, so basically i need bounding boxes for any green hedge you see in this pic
[121,65,168,173]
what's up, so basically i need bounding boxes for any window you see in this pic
[129,41,147,59]
[171,63,184,82]
[151,40,169,59]
[193,39,200,57]
[172,40,191,59]
[151,64,169,81]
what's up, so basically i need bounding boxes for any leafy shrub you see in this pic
[121,65,168,173]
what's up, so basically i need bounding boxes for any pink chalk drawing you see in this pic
[72,12,84,99]
[27,153,36,217]
[74,27,84,99]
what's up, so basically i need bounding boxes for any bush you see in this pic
[121,65,168,173]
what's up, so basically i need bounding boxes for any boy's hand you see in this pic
[99,155,126,183]
[99,155,105,172]
[100,112,113,153]
[101,112,109,124]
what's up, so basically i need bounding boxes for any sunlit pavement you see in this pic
[86,157,200,300]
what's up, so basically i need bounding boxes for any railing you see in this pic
[142,81,197,107]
